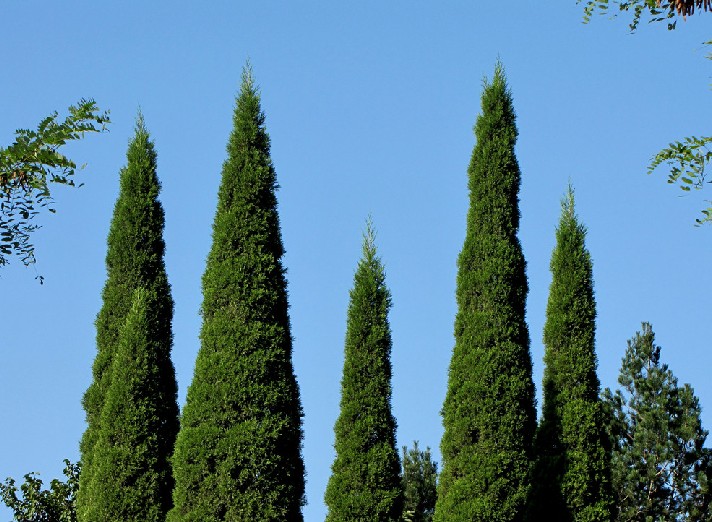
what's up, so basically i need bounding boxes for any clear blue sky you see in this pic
[1,2,711,520]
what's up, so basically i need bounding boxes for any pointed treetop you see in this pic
[483,59,509,92]
[493,59,505,81]
[559,182,587,236]
[241,60,257,96]
[134,108,146,135]
[361,215,379,264]
[562,182,576,219]
[476,60,517,141]
[129,110,153,153]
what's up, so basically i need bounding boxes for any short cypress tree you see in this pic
[435,62,536,522]
[91,287,178,521]
[168,65,305,521]
[324,222,402,521]
[527,187,612,522]
[78,115,177,522]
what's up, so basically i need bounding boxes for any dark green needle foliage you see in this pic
[528,187,612,522]
[90,287,179,521]
[436,62,536,522]
[401,442,438,522]
[324,222,402,521]
[78,115,177,522]
[605,323,711,521]
[168,65,305,522]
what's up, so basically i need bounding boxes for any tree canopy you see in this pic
[0,99,109,269]
[581,0,710,30]
[605,323,711,520]
[579,0,712,224]
[0,460,79,522]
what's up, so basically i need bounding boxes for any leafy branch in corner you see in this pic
[0,460,79,522]
[648,133,712,224]
[0,99,110,268]
[580,0,710,31]
[579,1,712,225]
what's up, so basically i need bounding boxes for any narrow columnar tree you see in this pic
[528,187,612,522]
[90,287,178,522]
[324,222,402,521]
[169,65,305,521]
[436,62,536,522]
[78,116,177,522]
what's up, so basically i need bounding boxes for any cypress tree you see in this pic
[91,287,178,521]
[528,187,612,522]
[435,62,536,522]
[77,115,177,522]
[324,222,402,521]
[168,65,305,521]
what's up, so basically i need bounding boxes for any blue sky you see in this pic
[1,2,711,520]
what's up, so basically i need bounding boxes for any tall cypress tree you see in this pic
[169,65,305,521]
[324,222,402,521]
[528,187,611,522]
[435,62,535,522]
[78,115,177,522]
[91,287,178,521]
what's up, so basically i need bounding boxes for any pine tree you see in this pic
[168,65,305,521]
[605,323,711,521]
[77,115,177,522]
[324,222,402,521]
[401,442,438,522]
[90,287,178,521]
[528,187,612,522]
[435,62,535,522]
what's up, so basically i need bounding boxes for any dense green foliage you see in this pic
[1,460,79,522]
[168,66,305,521]
[605,323,712,521]
[401,442,438,522]
[528,188,612,521]
[0,99,109,269]
[77,116,177,522]
[436,62,536,522]
[89,288,179,521]
[324,223,402,521]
